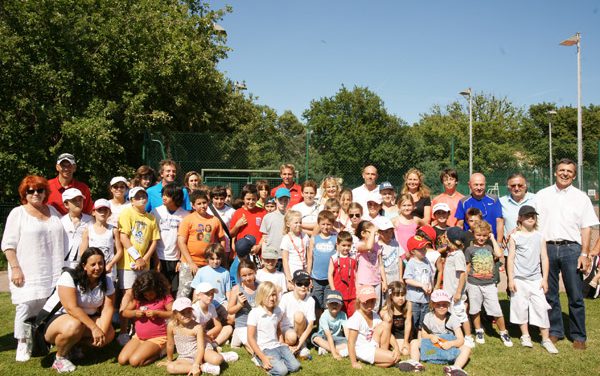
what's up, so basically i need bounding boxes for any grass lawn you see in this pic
[0,292,599,375]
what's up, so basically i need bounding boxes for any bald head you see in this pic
[362,165,378,189]
[469,173,486,199]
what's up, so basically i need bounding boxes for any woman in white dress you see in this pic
[1,175,66,362]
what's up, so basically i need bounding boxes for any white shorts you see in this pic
[509,278,551,328]
[466,283,503,317]
[355,341,377,364]
[232,327,248,346]
[118,269,143,289]
[450,299,468,323]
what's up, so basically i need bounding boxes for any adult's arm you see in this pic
[58,285,106,346]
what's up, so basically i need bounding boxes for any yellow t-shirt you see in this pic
[118,206,160,270]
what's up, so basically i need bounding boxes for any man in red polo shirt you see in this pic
[47,153,93,215]
[270,163,303,207]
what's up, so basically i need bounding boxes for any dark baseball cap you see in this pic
[518,205,538,217]
[292,270,310,284]
[326,290,343,305]
[235,235,256,258]
[446,226,467,245]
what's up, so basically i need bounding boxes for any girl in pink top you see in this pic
[118,271,173,367]
[355,221,387,311]
[392,194,419,259]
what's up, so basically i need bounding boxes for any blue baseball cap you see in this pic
[275,188,291,199]
[235,235,256,258]
[379,181,394,191]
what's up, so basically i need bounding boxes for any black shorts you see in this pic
[160,259,179,294]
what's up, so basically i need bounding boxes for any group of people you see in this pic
[2,154,599,375]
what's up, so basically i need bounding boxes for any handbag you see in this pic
[24,293,63,357]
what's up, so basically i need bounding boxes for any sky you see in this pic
[212,1,600,125]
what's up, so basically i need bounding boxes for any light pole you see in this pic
[304,126,312,181]
[547,110,557,185]
[560,32,583,189]
[459,88,473,176]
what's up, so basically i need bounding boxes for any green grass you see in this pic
[0,292,599,375]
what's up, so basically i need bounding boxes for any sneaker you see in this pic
[116,333,130,346]
[339,347,348,357]
[251,355,261,367]
[396,359,425,372]
[475,330,485,344]
[464,335,475,348]
[298,347,311,359]
[221,351,239,362]
[520,335,533,348]
[201,363,221,375]
[541,339,559,354]
[52,357,76,373]
[500,332,513,347]
[443,365,468,376]
[317,347,328,355]
[15,340,31,362]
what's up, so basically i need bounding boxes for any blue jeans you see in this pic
[546,242,586,341]
[262,346,301,376]
[412,302,430,335]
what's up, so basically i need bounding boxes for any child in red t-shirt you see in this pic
[118,271,173,367]
[230,184,267,257]
[328,231,358,317]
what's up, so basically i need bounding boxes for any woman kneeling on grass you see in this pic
[43,247,116,373]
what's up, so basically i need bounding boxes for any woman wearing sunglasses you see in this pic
[1,175,66,362]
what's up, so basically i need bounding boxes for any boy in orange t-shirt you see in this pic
[177,191,225,297]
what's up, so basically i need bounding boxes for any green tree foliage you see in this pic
[303,86,412,187]
[0,0,232,199]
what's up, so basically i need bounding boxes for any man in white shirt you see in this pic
[536,158,599,350]
[352,165,379,210]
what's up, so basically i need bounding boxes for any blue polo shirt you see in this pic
[146,182,191,212]
[455,194,503,235]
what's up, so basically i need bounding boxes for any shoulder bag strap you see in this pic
[208,202,232,240]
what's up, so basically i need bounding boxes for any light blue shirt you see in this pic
[499,192,536,236]
[318,309,347,336]
[191,265,231,306]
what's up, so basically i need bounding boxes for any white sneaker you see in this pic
[221,351,239,362]
[201,363,221,375]
[116,333,130,346]
[464,335,475,348]
[520,335,533,348]
[317,347,328,355]
[500,331,513,347]
[541,339,559,354]
[475,330,485,344]
[52,356,76,373]
[298,347,311,359]
[15,340,31,362]
[339,347,349,357]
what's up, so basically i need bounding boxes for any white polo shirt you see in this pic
[536,184,599,243]
[352,184,379,213]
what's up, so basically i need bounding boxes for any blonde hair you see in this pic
[397,193,414,208]
[320,176,343,199]
[255,281,279,308]
[283,210,302,234]
[324,198,341,211]
[471,220,491,234]
[401,168,431,198]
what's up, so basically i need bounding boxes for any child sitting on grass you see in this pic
[398,289,471,375]
[311,290,349,359]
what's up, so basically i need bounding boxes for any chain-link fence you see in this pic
[144,131,600,201]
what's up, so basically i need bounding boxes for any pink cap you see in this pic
[357,285,377,303]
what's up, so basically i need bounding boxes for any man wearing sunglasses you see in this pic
[498,173,536,248]
[47,153,93,215]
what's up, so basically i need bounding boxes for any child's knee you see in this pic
[293,311,306,325]
[287,357,301,373]
[270,361,289,376]
[284,329,297,345]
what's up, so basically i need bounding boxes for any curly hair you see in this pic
[132,270,170,302]
[72,247,108,293]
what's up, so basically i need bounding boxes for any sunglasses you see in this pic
[112,185,127,190]
[26,188,45,195]
[509,184,525,188]
[349,213,361,218]
[295,281,310,287]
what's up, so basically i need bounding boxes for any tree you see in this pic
[303,85,412,187]
[0,0,233,199]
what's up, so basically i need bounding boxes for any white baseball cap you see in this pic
[192,281,216,294]
[432,202,451,213]
[128,186,146,199]
[110,176,128,186]
[172,297,193,312]
[62,188,83,202]
[372,216,394,231]
[93,198,111,210]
